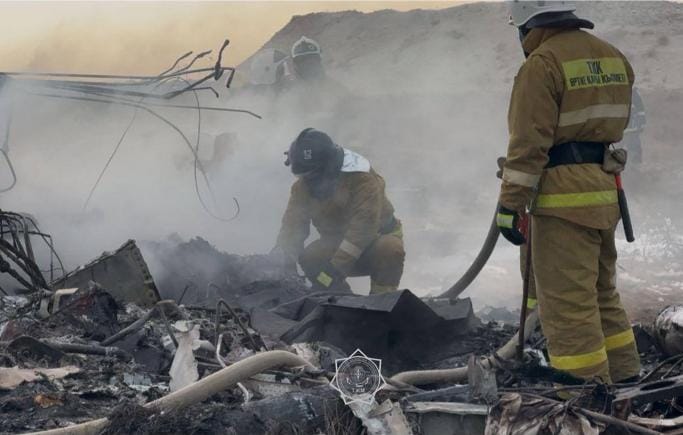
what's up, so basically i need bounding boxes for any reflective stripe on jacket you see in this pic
[500,28,634,229]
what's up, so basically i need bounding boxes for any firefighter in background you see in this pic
[288,36,348,107]
[274,128,405,294]
[622,86,646,164]
[291,36,326,82]
[497,1,640,383]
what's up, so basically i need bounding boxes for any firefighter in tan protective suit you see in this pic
[275,128,405,294]
[496,1,640,383]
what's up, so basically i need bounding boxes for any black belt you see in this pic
[546,141,606,169]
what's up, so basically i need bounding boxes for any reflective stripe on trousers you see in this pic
[549,328,635,372]
[550,346,608,371]
[605,328,635,351]
[532,214,640,383]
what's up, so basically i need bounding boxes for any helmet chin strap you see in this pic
[518,26,531,58]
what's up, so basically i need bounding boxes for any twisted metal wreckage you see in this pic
[0,40,260,293]
[1,42,683,435]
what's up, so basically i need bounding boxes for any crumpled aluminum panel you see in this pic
[485,393,600,435]
[51,240,160,307]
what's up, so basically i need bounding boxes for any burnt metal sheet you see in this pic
[406,402,488,435]
[276,290,478,374]
[249,307,298,338]
[612,374,683,417]
[232,280,309,312]
[51,240,160,307]
[416,412,486,435]
[486,393,599,435]
[424,297,477,321]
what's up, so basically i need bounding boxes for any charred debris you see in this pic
[0,44,681,435]
[0,233,679,435]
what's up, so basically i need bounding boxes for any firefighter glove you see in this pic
[497,204,527,246]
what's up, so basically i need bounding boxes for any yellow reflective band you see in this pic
[526,297,538,309]
[550,347,608,371]
[503,168,541,188]
[605,328,635,351]
[317,271,333,287]
[536,190,617,208]
[496,213,514,229]
[562,57,629,90]
[558,104,630,127]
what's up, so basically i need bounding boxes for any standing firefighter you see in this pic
[497,1,640,383]
[275,128,405,294]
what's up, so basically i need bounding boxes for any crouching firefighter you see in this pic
[497,1,640,384]
[274,128,405,294]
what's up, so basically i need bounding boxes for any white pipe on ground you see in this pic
[391,311,539,386]
[24,350,313,435]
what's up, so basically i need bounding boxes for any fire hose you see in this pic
[391,310,539,386]
[23,350,313,435]
[437,170,635,301]
[436,207,500,299]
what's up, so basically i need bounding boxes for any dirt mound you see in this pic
[246,1,683,95]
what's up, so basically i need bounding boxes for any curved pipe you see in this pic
[436,208,500,299]
[23,350,313,435]
[391,310,538,386]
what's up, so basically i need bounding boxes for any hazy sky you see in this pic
[0,1,461,75]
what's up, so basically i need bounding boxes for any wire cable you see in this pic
[32,92,240,221]
[77,78,239,221]
[0,149,17,193]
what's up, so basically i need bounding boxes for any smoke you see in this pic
[1,1,682,311]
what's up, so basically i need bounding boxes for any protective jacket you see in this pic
[276,150,396,275]
[500,28,634,230]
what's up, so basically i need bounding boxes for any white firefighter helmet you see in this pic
[507,0,576,27]
[249,48,288,86]
[291,36,321,59]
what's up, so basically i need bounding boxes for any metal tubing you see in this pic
[437,207,500,299]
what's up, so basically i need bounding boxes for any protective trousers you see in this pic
[299,234,405,294]
[532,215,640,383]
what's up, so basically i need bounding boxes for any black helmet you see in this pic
[285,128,343,178]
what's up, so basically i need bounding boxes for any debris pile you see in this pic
[1,237,683,434]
